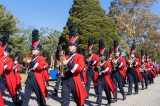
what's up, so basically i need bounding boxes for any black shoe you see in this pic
[113,98,117,102]
[17,99,23,106]
[127,92,132,95]
[106,103,111,106]
[123,95,126,101]
[145,86,148,89]
[95,102,101,106]
[135,92,138,94]
[142,87,144,90]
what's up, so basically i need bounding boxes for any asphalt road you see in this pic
[2,76,160,106]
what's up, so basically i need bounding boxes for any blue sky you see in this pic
[0,0,160,31]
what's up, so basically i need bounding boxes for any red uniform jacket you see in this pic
[0,46,4,106]
[13,64,22,90]
[117,57,127,79]
[43,61,49,81]
[32,56,48,99]
[144,62,150,75]
[90,54,99,87]
[103,60,115,95]
[133,57,142,81]
[149,62,156,78]
[65,53,88,106]
[0,46,4,75]
[90,54,99,70]
[82,64,88,84]
[4,56,17,97]
[0,90,4,106]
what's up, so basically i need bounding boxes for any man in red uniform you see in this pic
[61,25,87,106]
[126,44,142,95]
[22,29,48,106]
[85,38,99,96]
[95,39,115,106]
[139,50,148,89]
[111,40,126,102]
[13,52,22,91]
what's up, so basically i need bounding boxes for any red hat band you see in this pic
[130,50,135,54]
[68,36,78,44]
[32,40,40,48]
[99,48,105,55]
[114,46,119,52]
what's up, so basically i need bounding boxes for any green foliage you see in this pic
[108,0,160,61]
[5,26,61,64]
[59,0,119,54]
[10,34,30,63]
[41,30,61,64]
[0,4,18,35]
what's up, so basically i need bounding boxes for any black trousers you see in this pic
[147,71,154,84]
[111,71,125,99]
[150,72,154,83]
[22,74,46,106]
[141,72,148,88]
[85,67,97,95]
[96,76,111,104]
[127,72,139,93]
[61,72,79,106]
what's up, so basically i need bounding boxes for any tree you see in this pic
[59,0,118,54]
[41,29,61,64]
[108,0,160,59]
[7,26,61,64]
[108,0,160,46]
[0,4,18,35]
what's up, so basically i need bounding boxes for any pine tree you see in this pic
[59,0,118,54]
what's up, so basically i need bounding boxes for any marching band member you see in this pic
[22,29,48,106]
[61,25,87,106]
[95,39,115,106]
[111,40,126,102]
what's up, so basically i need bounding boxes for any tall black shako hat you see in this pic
[1,34,12,53]
[68,24,79,46]
[31,29,42,50]
[14,52,19,61]
[98,39,107,57]
[130,43,136,54]
[141,50,145,59]
[114,39,121,53]
[88,38,94,51]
